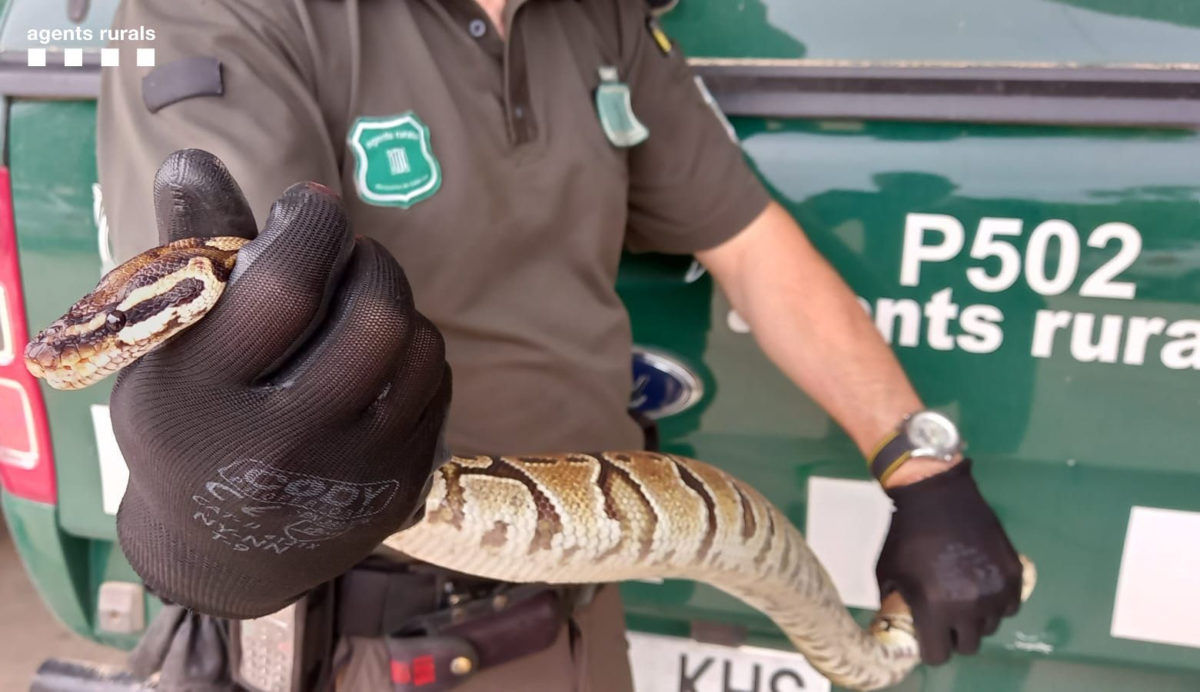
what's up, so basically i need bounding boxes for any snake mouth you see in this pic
[23,340,57,378]
[23,334,124,390]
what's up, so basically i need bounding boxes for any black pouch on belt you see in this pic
[337,558,566,692]
[384,588,564,691]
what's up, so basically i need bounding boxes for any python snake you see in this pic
[25,236,1034,690]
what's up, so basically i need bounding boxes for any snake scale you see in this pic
[25,236,1033,690]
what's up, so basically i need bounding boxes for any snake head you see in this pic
[23,236,246,390]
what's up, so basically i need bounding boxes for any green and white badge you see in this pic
[595,66,649,148]
[347,112,442,208]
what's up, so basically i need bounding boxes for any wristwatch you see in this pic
[869,410,963,484]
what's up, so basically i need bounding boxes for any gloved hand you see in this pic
[112,149,451,619]
[127,604,233,691]
[875,459,1023,665]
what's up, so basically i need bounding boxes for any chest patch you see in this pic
[347,112,442,208]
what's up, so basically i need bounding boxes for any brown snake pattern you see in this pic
[25,237,1034,690]
[385,452,924,689]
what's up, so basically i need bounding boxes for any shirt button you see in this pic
[468,19,487,38]
[513,105,526,120]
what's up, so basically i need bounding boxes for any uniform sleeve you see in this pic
[619,1,771,255]
[98,0,342,262]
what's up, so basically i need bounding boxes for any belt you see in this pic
[336,560,578,692]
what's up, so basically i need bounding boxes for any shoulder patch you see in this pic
[141,57,223,113]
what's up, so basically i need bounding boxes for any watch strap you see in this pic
[869,429,915,485]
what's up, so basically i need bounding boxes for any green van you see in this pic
[2,0,1200,689]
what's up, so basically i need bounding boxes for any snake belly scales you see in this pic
[24,236,1035,691]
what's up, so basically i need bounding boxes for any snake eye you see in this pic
[105,311,126,332]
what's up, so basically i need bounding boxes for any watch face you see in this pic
[907,412,959,453]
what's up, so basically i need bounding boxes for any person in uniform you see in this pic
[98,0,1025,689]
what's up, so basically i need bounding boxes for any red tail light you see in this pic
[0,166,56,504]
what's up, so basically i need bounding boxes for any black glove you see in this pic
[127,604,233,691]
[112,149,451,619]
[874,459,1022,665]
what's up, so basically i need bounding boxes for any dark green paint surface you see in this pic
[2,490,141,650]
[11,100,120,542]
[8,100,140,651]
[618,118,1200,689]
[661,0,1200,64]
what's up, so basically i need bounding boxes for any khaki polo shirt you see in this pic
[98,0,770,456]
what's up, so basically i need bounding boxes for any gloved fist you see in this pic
[112,149,451,619]
[874,460,1023,665]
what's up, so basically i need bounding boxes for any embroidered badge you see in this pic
[347,112,442,208]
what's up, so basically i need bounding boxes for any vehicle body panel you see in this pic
[620,120,1200,688]
[662,0,1200,64]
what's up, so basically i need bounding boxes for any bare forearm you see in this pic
[699,203,945,482]
[699,213,1019,647]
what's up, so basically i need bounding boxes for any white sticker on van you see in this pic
[804,476,892,610]
[91,404,128,515]
[1111,506,1200,649]
[627,631,831,692]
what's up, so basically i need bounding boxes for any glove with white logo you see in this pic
[112,149,451,618]
[875,460,1023,665]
